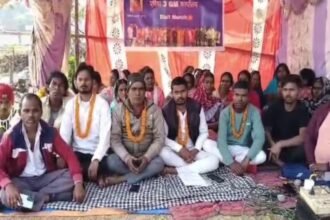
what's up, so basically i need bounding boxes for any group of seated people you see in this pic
[0,62,329,211]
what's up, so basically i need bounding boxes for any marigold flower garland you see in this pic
[177,111,190,147]
[75,94,96,139]
[230,105,248,139]
[125,107,147,143]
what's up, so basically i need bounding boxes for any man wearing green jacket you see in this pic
[206,81,266,175]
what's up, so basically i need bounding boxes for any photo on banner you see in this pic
[123,0,224,50]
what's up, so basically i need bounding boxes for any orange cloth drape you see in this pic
[214,0,281,89]
[86,0,111,84]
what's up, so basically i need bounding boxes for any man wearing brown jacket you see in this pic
[106,74,165,185]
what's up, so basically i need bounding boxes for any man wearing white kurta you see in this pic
[160,77,219,174]
[60,63,111,186]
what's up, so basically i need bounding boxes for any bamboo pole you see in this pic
[74,0,79,65]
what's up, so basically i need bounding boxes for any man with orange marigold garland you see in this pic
[107,74,165,185]
[206,81,266,176]
[60,63,112,187]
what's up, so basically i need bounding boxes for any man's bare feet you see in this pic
[104,176,126,186]
[162,167,178,175]
[98,176,106,188]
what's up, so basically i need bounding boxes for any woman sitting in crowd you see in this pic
[100,69,120,104]
[299,68,315,100]
[92,71,105,94]
[122,69,131,79]
[304,77,330,116]
[264,63,290,101]
[213,72,234,107]
[193,68,203,87]
[251,71,266,108]
[183,65,195,74]
[110,79,128,112]
[183,72,196,97]
[141,66,165,107]
[193,71,222,140]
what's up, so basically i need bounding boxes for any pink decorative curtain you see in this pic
[29,0,72,88]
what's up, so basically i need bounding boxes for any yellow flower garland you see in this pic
[230,105,248,139]
[177,111,190,147]
[125,107,147,143]
[75,94,96,139]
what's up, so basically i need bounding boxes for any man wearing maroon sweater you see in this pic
[0,94,85,211]
[305,103,330,172]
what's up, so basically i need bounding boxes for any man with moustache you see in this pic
[60,63,112,187]
[41,71,71,129]
[207,81,266,176]
[160,77,219,174]
[0,94,84,211]
[106,74,165,185]
[264,75,309,166]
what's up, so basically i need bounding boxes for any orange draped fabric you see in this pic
[86,0,111,84]
[126,51,162,85]
[168,52,199,77]
[258,0,282,89]
[85,0,281,89]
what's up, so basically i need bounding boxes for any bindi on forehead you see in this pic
[0,94,9,100]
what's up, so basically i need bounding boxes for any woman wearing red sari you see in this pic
[193,71,223,140]
[227,70,261,109]
[214,72,234,107]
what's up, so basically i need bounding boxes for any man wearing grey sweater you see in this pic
[106,74,165,185]
[206,81,266,175]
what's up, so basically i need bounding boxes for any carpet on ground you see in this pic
[170,170,297,220]
[45,167,255,211]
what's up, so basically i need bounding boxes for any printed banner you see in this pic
[124,0,224,49]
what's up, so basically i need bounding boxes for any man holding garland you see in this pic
[106,74,165,185]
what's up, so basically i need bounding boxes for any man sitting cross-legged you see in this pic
[106,74,165,185]
[264,75,309,166]
[160,77,219,174]
[60,63,112,187]
[0,94,85,211]
[204,81,266,175]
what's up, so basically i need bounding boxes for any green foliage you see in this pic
[68,56,76,88]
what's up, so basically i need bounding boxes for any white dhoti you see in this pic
[160,139,220,174]
[203,142,266,165]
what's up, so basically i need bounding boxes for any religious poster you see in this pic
[124,0,224,49]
